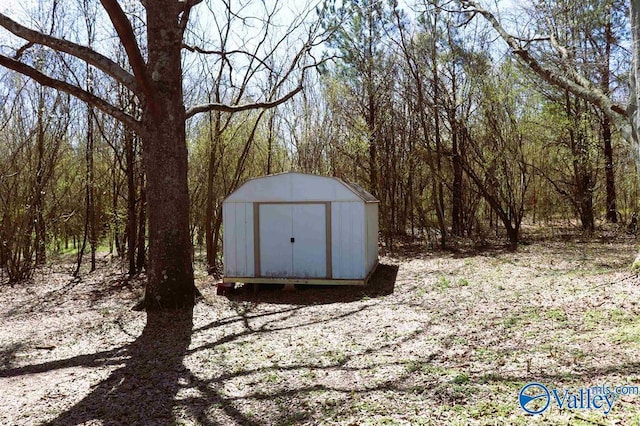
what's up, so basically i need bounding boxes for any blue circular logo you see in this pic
[519,382,550,414]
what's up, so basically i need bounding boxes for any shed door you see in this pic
[259,203,327,278]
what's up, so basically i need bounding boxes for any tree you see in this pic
[524,0,627,224]
[394,6,449,246]
[324,0,393,198]
[0,77,70,281]
[0,1,321,310]
[458,0,632,165]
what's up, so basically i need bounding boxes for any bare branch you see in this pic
[514,35,552,49]
[0,54,141,132]
[179,0,204,33]
[185,84,303,119]
[0,12,138,93]
[99,0,155,110]
[13,42,34,60]
[182,44,273,72]
[459,0,631,141]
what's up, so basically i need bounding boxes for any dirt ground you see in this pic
[1,233,640,425]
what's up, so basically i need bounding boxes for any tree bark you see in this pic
[111,154,122,257]
[205,109,221,272]
[141,1,195,310]
[0,0,311,310]
[87,101,97,272]
[566,94,595,233]
[125,128,137,275]
[603,115,617,222]
[602,13,617,223]
[450,70,464,237]
[136,172,146,272]
[34,89,46,265]
[432,55,446,248]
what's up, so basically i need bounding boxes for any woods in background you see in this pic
[0,0,637,285]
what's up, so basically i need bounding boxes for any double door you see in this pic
[258,203,328,278]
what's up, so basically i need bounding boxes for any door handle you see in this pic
[290,237,295,243]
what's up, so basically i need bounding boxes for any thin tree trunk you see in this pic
[87,66,97,272]
[433,71,446,247]
[567,94,595,233]
[210,210,223,275]
[111,154,122,256]
[88,106,96,271]
[266,110,275,175]
[451,127,464,236]
[34,89,46,265]
[126,128,137,275]
[205,109,221,272]
[602,14,617,223]
[603,115,617,222]
[366,5,378,199]
[136,168,146,272]
[74,196,90,277]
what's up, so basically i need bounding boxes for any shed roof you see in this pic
[224,172,378,203]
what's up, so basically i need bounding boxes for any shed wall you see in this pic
[365,202,379,273]
[222,202,254,277]
[331,202,365,279]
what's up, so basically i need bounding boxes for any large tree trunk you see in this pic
[141,2,195,310]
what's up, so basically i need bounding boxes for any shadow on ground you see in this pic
[224,263,398,305]
[1,310,196,425]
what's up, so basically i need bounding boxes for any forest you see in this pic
[1,0,637,283]
[1,0,640,424]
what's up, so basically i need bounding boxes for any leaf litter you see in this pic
[1,234,640,425]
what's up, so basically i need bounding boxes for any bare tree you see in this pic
[0,0,324,310]
[458,0,631,155]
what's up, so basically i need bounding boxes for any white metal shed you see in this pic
[222,172,379,285]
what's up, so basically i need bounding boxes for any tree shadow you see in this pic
[224,263,398,305]
[0,342,25,370]
[38,309,194,425]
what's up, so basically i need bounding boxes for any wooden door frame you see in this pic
[254,201,332,279]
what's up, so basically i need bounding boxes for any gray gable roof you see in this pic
[224,172,379,203]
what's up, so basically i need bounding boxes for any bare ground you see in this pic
[1,234,640,425]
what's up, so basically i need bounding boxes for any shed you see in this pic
[222,172,379,285]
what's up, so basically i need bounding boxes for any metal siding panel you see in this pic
[222,203,237,276]
[352,203,365,278]
[331,203,343,278]
[222,203,230,276]
[243,203,255,277]
[331,202,365,279]
[222,202,254,278]
[237,203,247,276]
[259,204,294,276]
[365,203,379,273]
[350,203,359,278]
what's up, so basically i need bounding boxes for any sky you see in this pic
[0,0,543,105]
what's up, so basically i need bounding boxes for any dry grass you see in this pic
[1,233,640,425]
